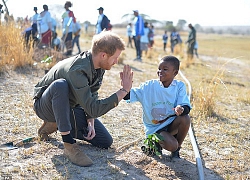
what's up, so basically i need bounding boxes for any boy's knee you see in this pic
[160,132,178,152]
[168,138,179,152]
[180,114,191,126]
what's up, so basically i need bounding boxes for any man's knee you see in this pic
[101,137,113,149]
[90,135,113,149]
[52,79,69,93]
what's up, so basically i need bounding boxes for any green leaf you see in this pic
[154,133,164,141]
[155,151,161,156]
[41,55,53,64]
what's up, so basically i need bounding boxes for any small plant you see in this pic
[141,133,164,156]
[41,55,54,73]
[41,55,53,64]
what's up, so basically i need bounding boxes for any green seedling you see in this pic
[141,133,164,156]
[41,55,53,64]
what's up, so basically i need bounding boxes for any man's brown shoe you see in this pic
[38,121,57,141]
[63,142,93,167]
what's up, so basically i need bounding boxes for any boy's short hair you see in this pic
[91,30,125,57]
[161,55,180,70]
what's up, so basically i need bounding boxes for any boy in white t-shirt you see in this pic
[124,55,191,158]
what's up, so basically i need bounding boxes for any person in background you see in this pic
[62,1,76,56]
[49,17,57,48]
[123,55,191,158]
[170,28,182,54]
[24,7,39,46]
[194,41,199,58]
[52,32,61,51]
[84,22,89,34]
[126,23,133,48]
[37,4,52,47]
[72,21,81,54]
[163,30,168,52]
[148,24,155,48]
[140,21,150,59]
[33,31,133,167]
[132,10,144,61]
[24,26,33,46]
[51,17,57,38]
[186,23,196,60]
[107,20,112,31]
[31,7,39,42]
[95,7,110,34]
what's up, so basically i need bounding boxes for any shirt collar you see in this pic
[159,79,176,87]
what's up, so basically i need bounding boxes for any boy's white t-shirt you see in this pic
[129,79,191,136]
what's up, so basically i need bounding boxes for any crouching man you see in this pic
[33,31,133,166]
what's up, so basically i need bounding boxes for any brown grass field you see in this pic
[0,23,250,180]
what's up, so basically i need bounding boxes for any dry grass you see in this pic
[0,22,34,72]
[0,25,250,179]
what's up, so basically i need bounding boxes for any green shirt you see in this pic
[187,27,196,44]
[33,51,118,119]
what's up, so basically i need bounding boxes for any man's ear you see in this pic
[100,52,107,59]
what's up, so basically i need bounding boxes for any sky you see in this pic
[2,0,250,26]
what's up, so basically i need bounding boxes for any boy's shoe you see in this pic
[63,142,93,167]
[171,147,181,159]
[38,121,57,141]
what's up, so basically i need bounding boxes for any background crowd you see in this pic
[23,2,197,60]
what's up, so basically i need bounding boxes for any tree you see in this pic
[176,19,187,31]
[164,21,175,31]
[194,24,202,32]
[1,0,9,17]
[1,0,14,23]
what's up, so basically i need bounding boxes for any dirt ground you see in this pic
[0,64,222,180]
[0,35,249,179]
